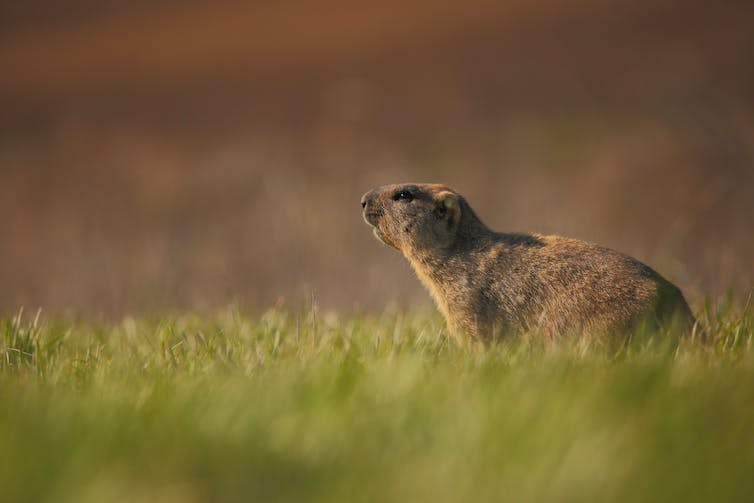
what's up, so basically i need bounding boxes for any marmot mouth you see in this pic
[363,210,383,227]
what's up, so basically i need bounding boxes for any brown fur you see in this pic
[361,183,694,344]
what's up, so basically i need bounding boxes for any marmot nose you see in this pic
[360,193,369,209]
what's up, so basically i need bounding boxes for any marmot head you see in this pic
[361,183,463,254]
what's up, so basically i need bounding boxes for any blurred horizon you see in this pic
[1,0,753,316]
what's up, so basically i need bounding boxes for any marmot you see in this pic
[361,183,694,343]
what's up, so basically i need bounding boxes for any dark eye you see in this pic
[392,190,414,202]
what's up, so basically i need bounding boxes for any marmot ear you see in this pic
[435,191,461,227]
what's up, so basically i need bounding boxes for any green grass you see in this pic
[1,299,753,502]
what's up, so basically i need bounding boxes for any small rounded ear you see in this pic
[434,191,461,227]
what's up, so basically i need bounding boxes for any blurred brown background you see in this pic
[1,0,753,315]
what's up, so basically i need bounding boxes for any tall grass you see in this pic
[1,299,752,502]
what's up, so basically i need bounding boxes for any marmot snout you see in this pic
[361,183,694,343]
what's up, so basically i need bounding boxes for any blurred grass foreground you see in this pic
[1,302,753,502]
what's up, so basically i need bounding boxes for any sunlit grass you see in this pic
[1,298,753,502]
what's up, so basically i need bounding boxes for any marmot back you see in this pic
[361,183,694,343]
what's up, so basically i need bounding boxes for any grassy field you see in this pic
[1,299,753,502]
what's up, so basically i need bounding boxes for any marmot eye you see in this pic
[393,190,414,202]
